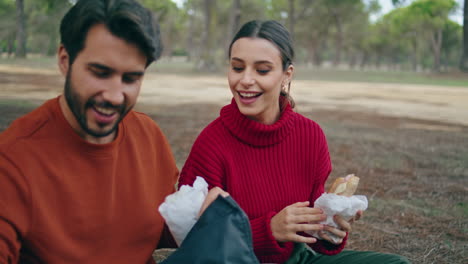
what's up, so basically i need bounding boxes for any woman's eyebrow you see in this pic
[254,60,273,65]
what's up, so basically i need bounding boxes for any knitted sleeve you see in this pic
[178,127,225,189]
[308,126,348,255]
[249,213,295,262]
[0,152,31,263]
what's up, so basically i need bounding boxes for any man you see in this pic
[0,0,225,263]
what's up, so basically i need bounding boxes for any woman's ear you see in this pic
[284,64,294,85]
[57,45,70,76]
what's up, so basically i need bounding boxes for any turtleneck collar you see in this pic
[220,97,296,147]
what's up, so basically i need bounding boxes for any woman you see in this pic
[179,20,410,264]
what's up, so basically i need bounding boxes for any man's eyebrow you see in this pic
[88,63,114,72]
[88,63,144,76]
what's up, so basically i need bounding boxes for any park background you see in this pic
[1,0,467,263]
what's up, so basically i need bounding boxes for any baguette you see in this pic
[328,174,360,197]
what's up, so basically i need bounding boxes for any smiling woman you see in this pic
[178,19,412,264]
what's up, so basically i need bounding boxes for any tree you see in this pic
[27,0,72,56]
[442,20,462,70]
[198,0,217,71]
[324,0,368,67]
[0,0,16,57]
[460,0,468,71]
[15,0,26,58]
[225,0,241,51]
[407,0,458,72]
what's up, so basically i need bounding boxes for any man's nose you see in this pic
[102,77,125,106]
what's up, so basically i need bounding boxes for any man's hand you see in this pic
[198,187,230,217]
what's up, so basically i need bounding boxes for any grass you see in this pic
[294,67,468,87]
[1,86,467,263]
[2,56,468,87]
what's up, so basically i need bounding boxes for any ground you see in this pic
[0,65,467,263]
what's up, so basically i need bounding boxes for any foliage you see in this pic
[0,0,15,55]
[2,0,464,73]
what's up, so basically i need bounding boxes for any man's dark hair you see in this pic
[60,0,162,66]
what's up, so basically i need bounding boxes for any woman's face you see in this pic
[228,37,293,125]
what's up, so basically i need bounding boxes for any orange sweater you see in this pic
[0,97,178,264]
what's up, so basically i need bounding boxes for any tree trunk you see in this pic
[288,0,295,40]
[186,3,195,62]
[332,12,343,67]
[198,0,216,71]
[460,0,468,72]
[359,51,369,70]
[15,0,26,58]
[225,0,241,52]
[163,15,175,58]
[7,36,14,57]
[430,29,442,72]
[411,39,418,71]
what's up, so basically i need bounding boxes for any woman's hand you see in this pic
[318,210,363,245]
[270,201,326,244]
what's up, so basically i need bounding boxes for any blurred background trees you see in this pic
[0,0,465,73]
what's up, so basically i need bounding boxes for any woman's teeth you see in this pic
[239,92,261,98]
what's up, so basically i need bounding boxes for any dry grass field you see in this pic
[0,65,467,263]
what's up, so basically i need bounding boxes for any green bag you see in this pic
[161,195,260,264]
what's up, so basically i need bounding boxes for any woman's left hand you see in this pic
[318,210,363,245]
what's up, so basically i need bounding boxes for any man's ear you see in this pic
[57,45,70,76]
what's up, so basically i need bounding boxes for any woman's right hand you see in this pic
[270,201,326,244]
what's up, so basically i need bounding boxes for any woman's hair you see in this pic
[60,0,162,67]
[228,20,295,108]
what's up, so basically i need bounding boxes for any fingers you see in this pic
[271,201,327,243]
[289,234,317,244]
[318,228,345,245]
[198,187,229,217]
[355,210,363,221]
[323,225,347,240]
[334,215,352,233]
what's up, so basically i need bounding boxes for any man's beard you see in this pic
[64,71,131,138]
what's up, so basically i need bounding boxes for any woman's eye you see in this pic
[232,66,243,72]
[257,69,270,74]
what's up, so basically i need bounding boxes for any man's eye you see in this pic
[122,75,138,84]
[93,71,110,78]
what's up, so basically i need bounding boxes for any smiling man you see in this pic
[1,0,179,263]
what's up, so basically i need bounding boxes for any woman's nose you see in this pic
[239,70,255,86]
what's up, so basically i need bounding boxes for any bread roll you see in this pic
[328,174,360,197]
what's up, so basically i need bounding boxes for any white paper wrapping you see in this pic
[306,193,368,244]
[158,176,208,246]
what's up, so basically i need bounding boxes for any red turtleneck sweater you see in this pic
[179,99,346,263]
